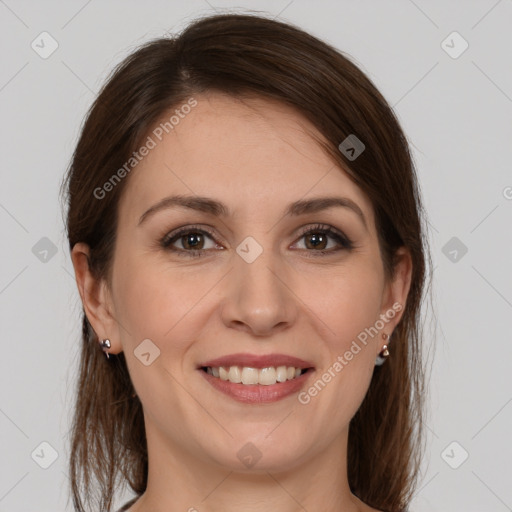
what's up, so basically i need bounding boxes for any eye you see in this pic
[160,223,354,258]
[160,225,222,256]
[292,223,354,256]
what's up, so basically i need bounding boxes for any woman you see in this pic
[62,12,431,512]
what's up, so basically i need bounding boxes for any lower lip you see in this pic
[198,368,314,404]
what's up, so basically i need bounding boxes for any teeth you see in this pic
[205,365,307,385]
[228,366,242,383]
[241,367,259,385]
[276,366,287,383]
[260,367,277,385]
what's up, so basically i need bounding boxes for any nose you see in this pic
[220,246,298,337]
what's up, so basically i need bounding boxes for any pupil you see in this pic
[185,233,202,249]
[308,233,326,250]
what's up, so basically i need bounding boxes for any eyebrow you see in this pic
[138,194,367,230]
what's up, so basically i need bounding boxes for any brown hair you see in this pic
[62,12,432,512]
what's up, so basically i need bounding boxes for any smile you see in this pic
[197,352,315,403]
[202,365,307,385]
[198,367,315,404]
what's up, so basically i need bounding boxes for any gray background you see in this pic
[1,1,511,511]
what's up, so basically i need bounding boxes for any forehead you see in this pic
[118,92,374,225]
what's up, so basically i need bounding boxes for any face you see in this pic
[76,92,410,474]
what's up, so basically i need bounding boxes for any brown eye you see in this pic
[180,232,205,250]
[161,226,221,256]
[293,224,354,255]
[304,232,329,250]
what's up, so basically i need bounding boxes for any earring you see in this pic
[375,333,390,366]
[99,338,111,359]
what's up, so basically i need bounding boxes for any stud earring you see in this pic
[375,333,390,366]
[99,338,111,359]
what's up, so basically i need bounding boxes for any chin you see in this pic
[201,430,313,474]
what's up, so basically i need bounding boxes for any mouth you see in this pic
[200,365,312,385]
[197,353,315,404]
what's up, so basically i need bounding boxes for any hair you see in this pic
[62,11,432,512]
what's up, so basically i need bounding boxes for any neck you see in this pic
[128,423,365,512]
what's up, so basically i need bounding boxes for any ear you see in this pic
[379,246,413,338]
[70,242,122,355]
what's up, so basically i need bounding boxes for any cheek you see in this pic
[307,264,384,346]
[302,263,383,407]
[112,252,218,353]
[300,275,382,429]
[112,254,209,411]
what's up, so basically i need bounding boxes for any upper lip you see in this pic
[199,353,315,369]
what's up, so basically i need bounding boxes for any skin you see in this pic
[72,91,412,512]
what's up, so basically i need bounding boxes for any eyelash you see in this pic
[160,223,354,258]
